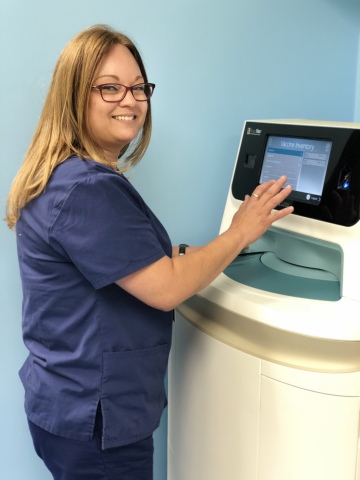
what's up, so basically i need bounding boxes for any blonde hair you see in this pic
[5,24,152,229]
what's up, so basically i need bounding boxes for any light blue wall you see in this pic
[355,32,360,121]
[1,1,359,479]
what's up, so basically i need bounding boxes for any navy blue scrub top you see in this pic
[16,156,173,449]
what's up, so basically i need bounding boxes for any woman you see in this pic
[5,24,293,480]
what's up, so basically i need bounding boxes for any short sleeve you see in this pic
[50,172,167,289]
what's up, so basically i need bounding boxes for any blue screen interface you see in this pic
[259,135,332,205]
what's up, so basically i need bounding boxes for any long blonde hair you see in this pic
[5,25,152,229]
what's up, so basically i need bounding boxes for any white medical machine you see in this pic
[168,120,360,480]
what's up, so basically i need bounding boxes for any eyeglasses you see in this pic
[91,83,155,102]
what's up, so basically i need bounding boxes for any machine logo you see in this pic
[247,128,262,135]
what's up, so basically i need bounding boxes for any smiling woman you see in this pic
[4,23,293,480]
[87,44,150,161]
[5,25,153,232]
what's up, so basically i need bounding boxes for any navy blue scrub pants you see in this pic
[27,408,154,480]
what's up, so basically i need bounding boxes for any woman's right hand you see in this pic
[229,176,294,250]
[116,176,294,311]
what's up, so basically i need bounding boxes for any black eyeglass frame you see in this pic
[91,83,155,102]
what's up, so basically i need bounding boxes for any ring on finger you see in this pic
[251,193,260,198]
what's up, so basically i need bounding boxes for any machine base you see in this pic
[168,314,360,480]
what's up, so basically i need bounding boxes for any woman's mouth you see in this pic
[112,115,136,121]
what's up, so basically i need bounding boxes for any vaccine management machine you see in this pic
[168,120,360,480]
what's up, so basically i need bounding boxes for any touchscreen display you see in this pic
[259,136,332,205]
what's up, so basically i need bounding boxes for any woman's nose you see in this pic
[119,88,137,105]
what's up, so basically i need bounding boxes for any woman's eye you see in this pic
[133,85,145,92]
[102,84,119,92]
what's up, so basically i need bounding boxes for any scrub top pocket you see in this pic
[101,342,171,449]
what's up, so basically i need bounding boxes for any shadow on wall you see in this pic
[326,0,360,21]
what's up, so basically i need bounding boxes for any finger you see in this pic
[270,205,294,223]
[242,194,251,206]
[251,179,276,198]
[251,176,287,200]
[272,183,292,205]
[261,176,289,199]
[251,180,292,213]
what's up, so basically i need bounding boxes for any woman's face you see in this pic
[88,44,148,162]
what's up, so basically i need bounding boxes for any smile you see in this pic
[112,115,136,121]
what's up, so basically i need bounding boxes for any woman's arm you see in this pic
[172,245,201,257]
[116,177,293,311]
